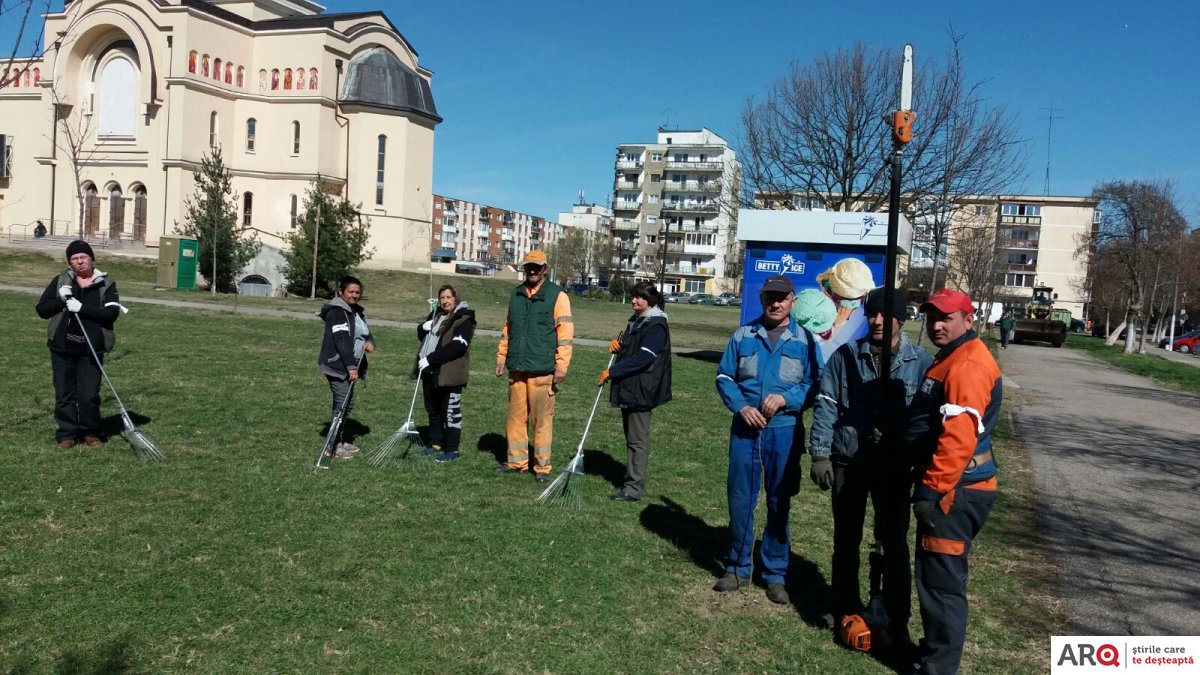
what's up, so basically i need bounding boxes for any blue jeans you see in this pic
[724,418,802,585]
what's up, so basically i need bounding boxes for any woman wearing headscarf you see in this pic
[317,276,374,460]
[414,284,476,463]
[598,282,672,502]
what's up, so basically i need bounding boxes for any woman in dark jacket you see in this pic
[414,284,476,463]
[317,276,374,460]
[599,282,672,501]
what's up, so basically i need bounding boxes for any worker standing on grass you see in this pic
[316,276,375,461]
[598,281,672,502]
[907,288,1002,675]
[494,250,573,483]
[713,275,821,605]
[35,240,123,449]
[808,287,932,651]
[414,284,476,463]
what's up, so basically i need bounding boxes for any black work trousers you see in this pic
[830,459,913,626]
[50,348,104,442]
[422,376,464,452]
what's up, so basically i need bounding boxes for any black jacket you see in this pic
[36,270,121,354]
[415,303,476,387]
[609,308,672,411]
[317,297,371,380]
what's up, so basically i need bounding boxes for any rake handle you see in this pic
[72,312,130,416]
[574,352,617,455]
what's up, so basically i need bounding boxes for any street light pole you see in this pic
[310,174,322,299]
[657,223,668,293]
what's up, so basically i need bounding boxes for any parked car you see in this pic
[664,292,686,303]
[1170,333,1200,354]
[713,292,741,306]
[688,293,714,305]
[1160,329,1200,349]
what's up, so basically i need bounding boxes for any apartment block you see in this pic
[611,127,741,294]
[432,195,567,266]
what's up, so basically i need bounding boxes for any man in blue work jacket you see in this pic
[714,274,822,605]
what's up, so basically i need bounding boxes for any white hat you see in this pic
[817,258,875,299]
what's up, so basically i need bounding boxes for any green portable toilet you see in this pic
[157,236,199,290]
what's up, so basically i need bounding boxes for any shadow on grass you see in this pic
[675,350,722,364]
[582,448,625,489]
[53,636,137,674]
[782,547,835,630]
[476,432,506,464]
[98,410,151,440]
[639,496,726,578]
[315,418,371,445]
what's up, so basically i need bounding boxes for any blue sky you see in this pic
[5,0,1198,222]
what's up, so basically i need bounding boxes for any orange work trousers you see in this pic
[505,372,557,474]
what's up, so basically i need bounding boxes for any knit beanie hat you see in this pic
[816,257,874,299]
[865,287,909,324]
[66,240,95,261]
[792,288,837,334]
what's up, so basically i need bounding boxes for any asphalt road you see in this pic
[1000,342,1200,635]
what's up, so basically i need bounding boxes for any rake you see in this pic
[537,352,617,507]
[74,314,164,462]
[313,356,364,470]
[367,367,431,469]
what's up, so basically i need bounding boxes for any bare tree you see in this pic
[946,222,1001,326]
[554,228,605,285]
[1082,180,1189,353]
[49,77,102,237]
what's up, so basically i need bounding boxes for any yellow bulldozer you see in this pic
[1012,286,1069,347]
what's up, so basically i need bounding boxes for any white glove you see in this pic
[421,320,433,331]
[418,357,430,371]
[58,286,73,300]
[66,297,83,313]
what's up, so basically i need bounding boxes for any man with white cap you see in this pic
[713,274,821,605]
[35,240,123,449]
[495,249,573,482]
[907,288,1002,675]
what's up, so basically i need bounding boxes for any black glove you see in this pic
[913,500,938,532]
[809,458,833,491]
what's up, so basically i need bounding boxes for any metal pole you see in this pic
[881,44,913,383]
[310,175,321,299]
[211,215,217,295]
[658,224,667,292]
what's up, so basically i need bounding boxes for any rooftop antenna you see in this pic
[1038,105,1066,196]
[660,107,677,130]
[577,188,586,205]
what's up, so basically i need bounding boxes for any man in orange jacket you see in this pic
[495,250,573,482]
[909,289,1002,675]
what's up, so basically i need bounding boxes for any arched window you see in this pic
[209,111,219,148]
[23,70,31,87]
[308,68,318,90]
[202,54,210,78]
[292,121,300,154]
[32,67,39,84]
[290,194,298,229]
[296,68,306,90]
[97,55,137,137]
[283,68,292,90]
[245,118,256,152]
[242,192,253,227]
[257,69,266,91]
[132,185,148,240]
[83,183,100,236]
[108,184,125,237]
[224,63,233,85]
[375,134,386,205]
[270,69,279,90]
[188,51,197,74]
[236,66,245,88]
[213,58,222,80]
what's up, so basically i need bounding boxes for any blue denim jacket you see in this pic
[715,315,822,428]
[808,334,932,461]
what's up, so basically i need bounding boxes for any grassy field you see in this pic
[0,248,741,350]
[0,285,1055,672]
[1065,333,1200,393]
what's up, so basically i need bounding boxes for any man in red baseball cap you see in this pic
[907,288,1002,674]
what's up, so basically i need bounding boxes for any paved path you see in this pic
[1000,343,1200,635]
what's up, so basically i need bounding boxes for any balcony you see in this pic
[501,228,515,241]
[665,264,713,276]
[1000,214,1042,226]
[997,238,1039,250]
[616,160,643,170]
[1001,262,1038,273]
[614,200,641,211]
[662,180,717,193]
[613,220,639,232]
[665,160,722,171]
[615,181,640,190]
[441,223,457,233]
[662,202,718,214]
[684,243,718,255]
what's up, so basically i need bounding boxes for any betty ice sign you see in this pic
[737,209,913,362]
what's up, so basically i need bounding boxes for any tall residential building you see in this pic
[557,203,612,235]
[0,0,440,277]
[432,195,567,266]
[611,127,740,294]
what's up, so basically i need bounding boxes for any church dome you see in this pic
[340,47,439,121]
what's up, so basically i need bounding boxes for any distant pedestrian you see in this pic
[998,311,1016,349]
[414,284,476,463]
[34,220,47,238]
[495,250,574,482]
[316,276,374,460]
[599,282,672,502]
[908,289,1002,674]
[713,275,821,605]
[35,240,123,448]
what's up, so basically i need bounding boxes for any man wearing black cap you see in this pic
[808,287,932,649]
[713,274,822,605]
[35,240,124,449]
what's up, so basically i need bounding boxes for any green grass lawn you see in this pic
[1065,333,1200,393]
[0,288,1054,672]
